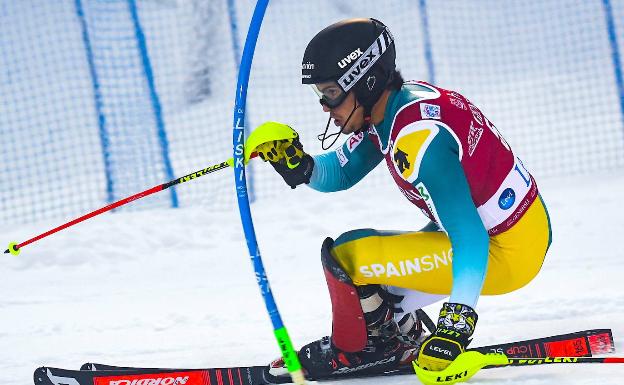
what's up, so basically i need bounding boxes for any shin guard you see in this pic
[321,237,395,352]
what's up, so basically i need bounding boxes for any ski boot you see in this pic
[297,284,428,378]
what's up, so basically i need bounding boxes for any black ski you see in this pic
[34,329,614,385]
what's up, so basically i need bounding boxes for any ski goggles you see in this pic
[310,82,348,109]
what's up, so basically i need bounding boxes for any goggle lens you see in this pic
[310,83,347,109]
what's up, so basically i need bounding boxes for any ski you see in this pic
[471,328,613,357]
[34,329,614,385]
[35,365,274,385]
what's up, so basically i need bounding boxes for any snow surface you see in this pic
[2,170,624,384]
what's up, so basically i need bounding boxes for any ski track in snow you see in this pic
[1,172,623,385]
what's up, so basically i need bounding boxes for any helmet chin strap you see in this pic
[317,98,368,150]
[356,109,372,135]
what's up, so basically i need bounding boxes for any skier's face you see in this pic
[320,91,364,134]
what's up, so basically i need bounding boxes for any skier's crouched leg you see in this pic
[295,237,423,378]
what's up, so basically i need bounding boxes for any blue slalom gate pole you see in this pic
[231,1,306,384]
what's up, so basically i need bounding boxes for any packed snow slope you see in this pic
[2,171,623,385]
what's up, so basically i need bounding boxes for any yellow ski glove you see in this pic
[255,122,314,189]
[416,303,478,371]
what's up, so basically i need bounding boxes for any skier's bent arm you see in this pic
[414,128,488,372]
[308,152,353,192]
[308,132,384,192]
[255,122,383,191]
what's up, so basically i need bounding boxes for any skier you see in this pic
[257,18,552,377]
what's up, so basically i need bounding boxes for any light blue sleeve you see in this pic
[308,131,384,192]
[416,126,490,309]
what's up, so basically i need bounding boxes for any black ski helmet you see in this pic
[302,18,396,116]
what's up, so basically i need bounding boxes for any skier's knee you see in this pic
[331,229,382,273]
[333,228,380,249]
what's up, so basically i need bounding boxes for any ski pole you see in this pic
[231,1,306,385]
[5,122,297,256]
[413,350,624,385]
[4,157,240,256]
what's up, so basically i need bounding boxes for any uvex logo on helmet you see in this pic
[337,48,363,69]
[339,50,377,89]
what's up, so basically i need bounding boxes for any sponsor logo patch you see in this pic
[498,188,516,210]
[94,372,198,385]
[436,370,470,382]
[332,356,396,374]
[394,148,410,175]
[347,132,364,152]
[416,182,444,230]
[336,146,349,167]
[359,248,453,278]
[391,122,441,182]
[468,104,483,125]
[366,75,376,90]
[432,346,453,357]
[392,129,431,182]
[467,121,483,156]
[449,98,467,110]
[337,48,363,69]
[397,186,424,203]
[339,50,377,89]
[588,333,614,354]
[514,358,580,365]
[420,103,441,119]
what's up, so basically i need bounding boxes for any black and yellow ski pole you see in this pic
[5,123,297,256]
